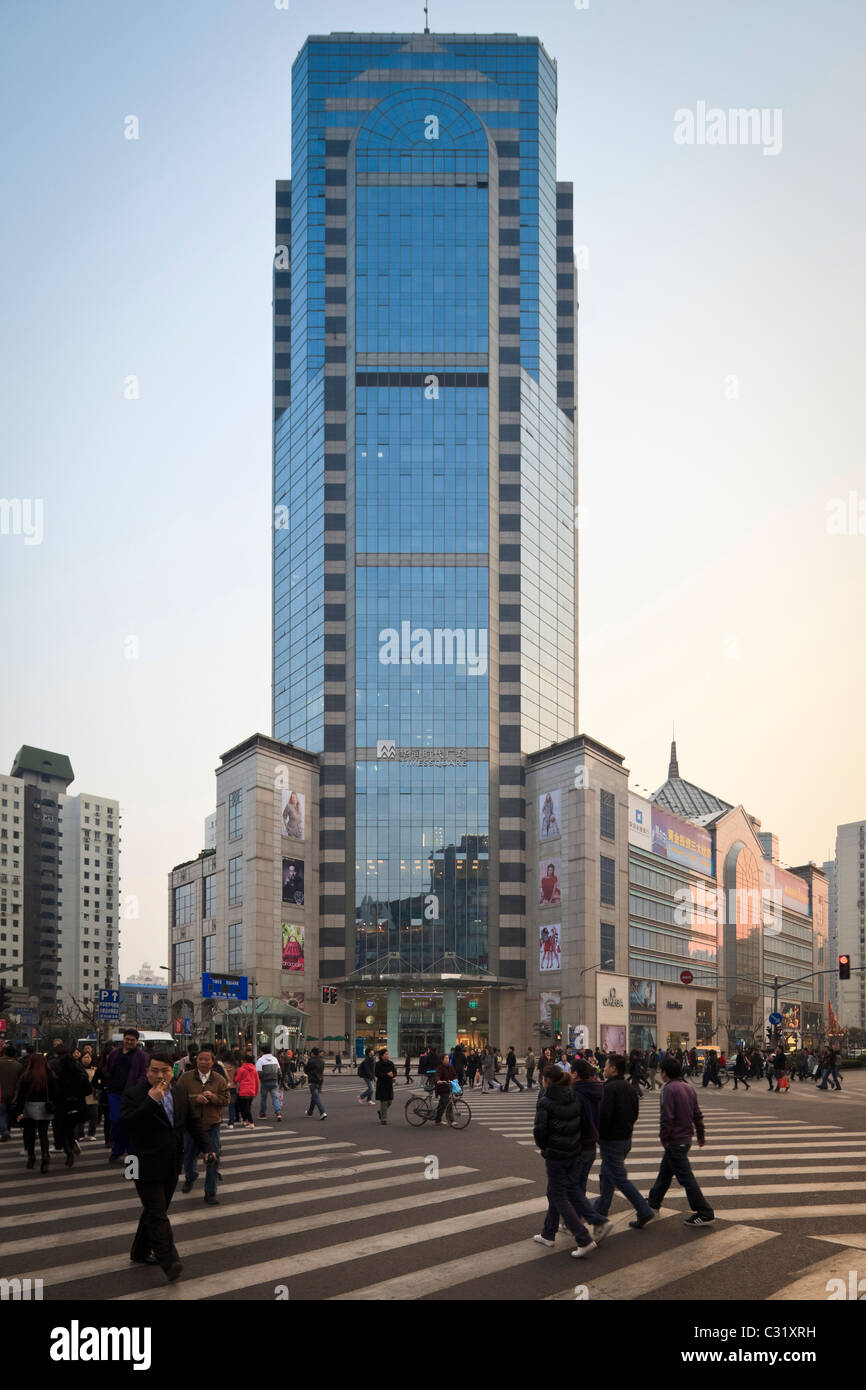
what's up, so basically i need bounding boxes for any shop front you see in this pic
[351,988,491,1059]
[596,974,629,1054]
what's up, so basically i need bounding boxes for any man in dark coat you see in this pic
[106,1029,149,1162]
[120,1051,215,1282]
[532,1064,596,1256]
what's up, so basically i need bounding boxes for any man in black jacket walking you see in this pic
[532,1064,596,1257]
[120,1051,216,1282]
[502,1046,524,1092]
[592,1054,655,1227]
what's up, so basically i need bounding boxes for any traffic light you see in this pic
[321,986,329,1005]
[329,988,338,1005]
[0,982,9,1014]
[839,955,851,980]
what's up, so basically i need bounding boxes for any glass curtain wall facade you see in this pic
[274,33,577,1036]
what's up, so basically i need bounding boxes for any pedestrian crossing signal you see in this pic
[839,955,851,980]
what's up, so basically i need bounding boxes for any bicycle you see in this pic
[404,1085,471,1129]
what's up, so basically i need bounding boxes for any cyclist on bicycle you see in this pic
[434,1056,458,1125]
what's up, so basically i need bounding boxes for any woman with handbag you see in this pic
[434,1057,458,1125]
[15,1051,59,1173]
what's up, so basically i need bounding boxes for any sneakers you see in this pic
[227,1123,235,1129]
[320,1112,327,1120]
[571,1241,597,1259]
[629,1211,656,1230]
[276,1114,283,1122]
[204,1194,220,1205]
[182,1177,197,1193]
[357,1097,366,1104]
[594,1219,615,1243]
[683,1213,714,1226]
[367,1100,375,1106]
[533,1234,555,1247]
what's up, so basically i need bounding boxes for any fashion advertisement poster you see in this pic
[539,924,561,971]
[539,858,561,905]
[282,857,304,905]
[281,922,304,972]
[539,790,561,840]
[281,788,305,840]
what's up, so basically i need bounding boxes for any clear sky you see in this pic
[1,0,864,976]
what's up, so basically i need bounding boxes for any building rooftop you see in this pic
[651,739,734,820]
[10,745,74,784]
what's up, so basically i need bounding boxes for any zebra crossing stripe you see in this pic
[12,1177,532,1291]
[0,1145,356,1217]
[0,1153,431,1232]
[543,1223,778,1301]
[766,1250,866,1300]
[331,1211,684,1299]
[0,1163,480,1260]
[115,1196,552,1300]
[811,1232,866,1250]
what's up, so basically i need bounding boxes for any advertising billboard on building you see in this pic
[628,794,652,852]
[281,789,305,841]
[539,924,561,971]
[539,858,562,905]
[539,790,562,841]
[281,923,304,972]
[775,866,810,916]
[630,979,657,1010]
[282,858,304,905]
[651,806,713,877]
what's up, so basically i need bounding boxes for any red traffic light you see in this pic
[839,955,851,980]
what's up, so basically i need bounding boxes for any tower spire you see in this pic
[668,726,679,780]
[423,1,430,34]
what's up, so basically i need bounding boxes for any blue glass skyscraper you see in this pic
[273,31,577,1052]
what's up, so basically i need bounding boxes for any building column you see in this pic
[387,988,401,1057]
[443,988,457,1051]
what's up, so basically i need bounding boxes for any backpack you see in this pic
[260,1062,279,1083]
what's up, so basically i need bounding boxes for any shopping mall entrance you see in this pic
[352,988,490,1058]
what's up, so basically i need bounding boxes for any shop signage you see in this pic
[376,740,468,766]
[666,1001,684,1010]
[600,986,624,1009]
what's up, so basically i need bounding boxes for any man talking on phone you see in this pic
[121,1051,217,1282]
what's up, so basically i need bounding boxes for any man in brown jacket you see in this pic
[177,1049,227,1205]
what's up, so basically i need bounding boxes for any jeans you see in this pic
[503,1068,524,1092]
[541,1157,594,1246]
[259,1080,282,1117]
[184,1124,220,1197]
[649,1142,714,1221]
[569,1147,607,1229]
[307,1085,325,1116]
[359,1079,374,1101]
[131,1173,179,1270]
[594,1139,653,1220]
[108,1092,129,1157]
[0,1097,12,1136]
[819,1066,840,1090]
[228,1093,237,1124]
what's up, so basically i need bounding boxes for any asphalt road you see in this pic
[1,1069,864,1301]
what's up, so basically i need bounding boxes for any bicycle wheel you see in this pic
[404,1096,430,1126]
[448,1098,471,1129]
